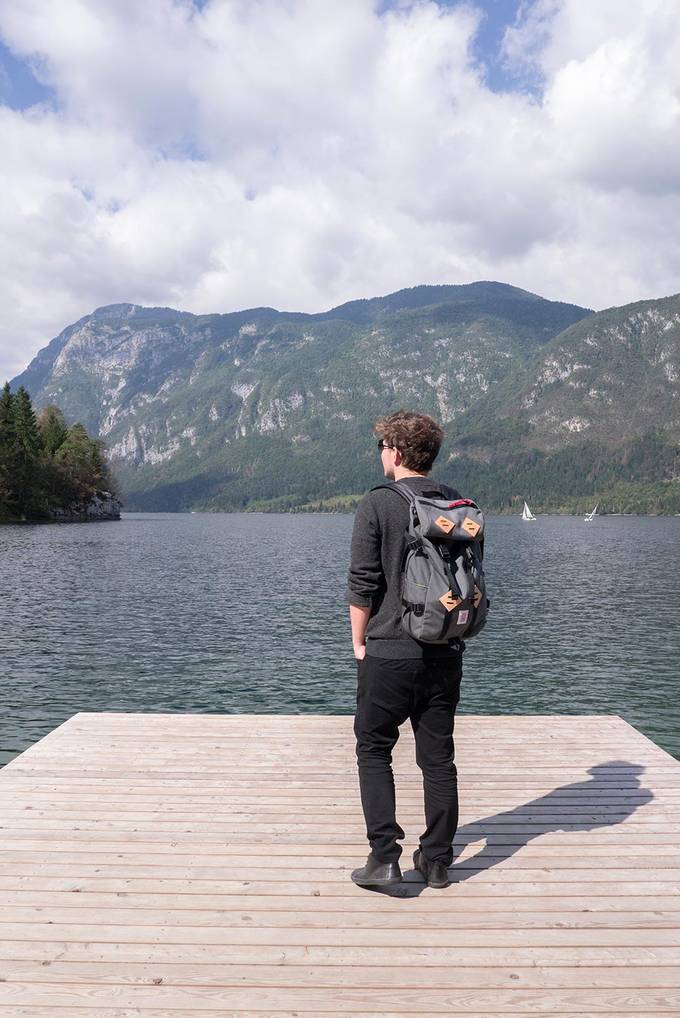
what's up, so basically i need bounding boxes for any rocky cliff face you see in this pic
[48,491,122,523]
[14,283,680,512]
[17,284,680,512]
[455,294,680,457]
[11,283,592,509]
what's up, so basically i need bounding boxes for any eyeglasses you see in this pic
[377,440,392,451]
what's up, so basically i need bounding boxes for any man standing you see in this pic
[347,410,463,890]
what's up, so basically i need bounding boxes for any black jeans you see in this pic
[353,652,462,866]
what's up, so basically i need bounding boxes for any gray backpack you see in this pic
[373,481,489,644]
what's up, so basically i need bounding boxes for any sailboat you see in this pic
[521,501,536,522]
[584,504,598,522]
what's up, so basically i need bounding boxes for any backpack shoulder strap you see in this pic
[371,480,461,503]
[369,481,417,505]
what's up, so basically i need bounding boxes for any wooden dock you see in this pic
[0,711,679,1015]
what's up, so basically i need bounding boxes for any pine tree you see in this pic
[38,405,68,455]
[14,387,43,459]
[0,382,17,514]
[0,382,14,434]
[13,386,45,518]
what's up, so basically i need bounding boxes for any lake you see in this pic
[1,512,678,766]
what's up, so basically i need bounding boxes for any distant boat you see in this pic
[584,504,598,522]
[521,501,536,522]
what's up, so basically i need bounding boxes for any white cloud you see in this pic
[2,0,680,381]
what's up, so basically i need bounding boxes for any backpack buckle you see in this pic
[402,598,425,617]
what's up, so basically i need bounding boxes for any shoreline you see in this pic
[0,514,121,525]
[118,507,680,517]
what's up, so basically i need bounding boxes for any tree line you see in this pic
[0,383,117,522]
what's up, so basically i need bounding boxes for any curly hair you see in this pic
[373,410,444,473]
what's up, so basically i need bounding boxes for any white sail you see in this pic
[522,501,536,521]
[584,504,598,522]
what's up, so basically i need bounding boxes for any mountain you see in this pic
[444,294,680,513]
[455,293,680,453]
[11,281,680,513]
[10,282,593,511]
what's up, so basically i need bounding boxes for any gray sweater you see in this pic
[346,475,462,659]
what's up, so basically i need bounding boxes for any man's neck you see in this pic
[393,468,428,481]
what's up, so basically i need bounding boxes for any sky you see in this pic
[2,0,680,382]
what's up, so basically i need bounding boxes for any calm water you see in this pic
[1,512,679,766]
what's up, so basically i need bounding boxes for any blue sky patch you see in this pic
[379,0,531,94]
[0,40,54,110]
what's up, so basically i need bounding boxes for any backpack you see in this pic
[372,480,489,644]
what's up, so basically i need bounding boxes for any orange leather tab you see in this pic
[439,591,462,612]
[461,517,480,537]
[435,515,454,534]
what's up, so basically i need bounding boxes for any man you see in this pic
[347,409,463,890]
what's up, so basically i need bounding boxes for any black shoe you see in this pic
[351,854,402,887]
[413,848,451,888]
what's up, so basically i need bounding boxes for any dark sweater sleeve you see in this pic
[346,494,383,607]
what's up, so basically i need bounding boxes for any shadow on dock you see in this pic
[372,760,653,898]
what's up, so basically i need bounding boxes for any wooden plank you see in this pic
[1,807,673,823]
[0,1011,671,1018]
[0,798,669,813]
[26,783,654,798]
[3,830,680,849]
[0,1012,673,1018]
[5,922,680,947]
[1,982,680,1012]
[2,941,680,966]
[34,751,653,760]
[4,906,680,926]
[0,1010,675,1018]
[2,860,680,881]
[1,940,680,965]
[2,864,680,883]
[3,781,674,794]
[3,831,680,850]
[1,877,680,898]
[3,821,679,837]
[3,958,680,988]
